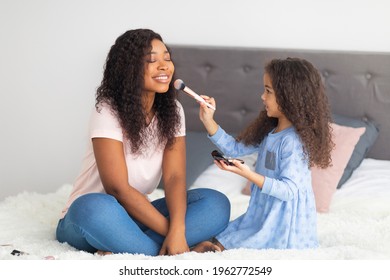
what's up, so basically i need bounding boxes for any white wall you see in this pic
[1,0,389,200]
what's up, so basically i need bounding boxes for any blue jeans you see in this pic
[56,188,230,256]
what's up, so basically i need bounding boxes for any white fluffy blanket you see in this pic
[1,159,390,260]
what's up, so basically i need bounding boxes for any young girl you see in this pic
[194,57,334,252]
[56,29,230,256]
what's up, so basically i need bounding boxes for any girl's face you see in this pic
[261,73,283,118]
[143,39,174,94]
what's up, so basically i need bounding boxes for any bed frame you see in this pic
[170,45,390,160]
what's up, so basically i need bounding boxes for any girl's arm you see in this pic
[92,137,169,236]
[199,95,218,136]
[159,135,189,255]
[218,137,305,201]
[199,96,258,157]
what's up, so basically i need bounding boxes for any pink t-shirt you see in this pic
[61,101,186,218]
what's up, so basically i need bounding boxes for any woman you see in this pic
[56,29,230,256]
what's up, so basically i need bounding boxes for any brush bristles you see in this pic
[173,79,185,90]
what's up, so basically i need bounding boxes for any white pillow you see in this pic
[190,152,257,197]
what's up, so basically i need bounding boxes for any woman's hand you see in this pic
[159,230,190,256]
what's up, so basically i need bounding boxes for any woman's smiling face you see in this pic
[143,39,174,94]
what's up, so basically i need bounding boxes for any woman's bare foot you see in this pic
[191,241,222,253]
[96,250,112,256]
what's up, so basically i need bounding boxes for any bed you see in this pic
[1,45,390,260]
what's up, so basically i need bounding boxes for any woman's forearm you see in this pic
[113,187,170,236]
[164,182,187,234]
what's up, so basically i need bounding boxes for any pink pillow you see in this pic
[312,123,365,213]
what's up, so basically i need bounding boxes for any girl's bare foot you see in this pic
[191,241,222,253]
[96,250,113,256]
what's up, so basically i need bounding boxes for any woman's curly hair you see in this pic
[237,57,334,168]
[95,29,181,154]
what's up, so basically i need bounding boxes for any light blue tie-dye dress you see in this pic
[209,126,318,250]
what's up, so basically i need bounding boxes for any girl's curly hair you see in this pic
[237,57,334,168]
[95,29,181,154]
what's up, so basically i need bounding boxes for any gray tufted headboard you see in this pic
[171,45,390,160]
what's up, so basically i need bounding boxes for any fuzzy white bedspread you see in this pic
[1,158,390,260]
